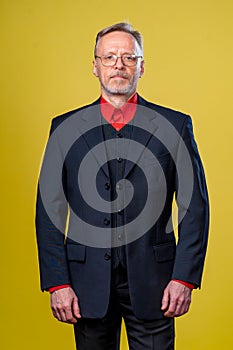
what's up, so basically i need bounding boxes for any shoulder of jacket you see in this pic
[138,95,191,125]
[50,98,100,131]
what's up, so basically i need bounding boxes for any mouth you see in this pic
[110,73,128,80]
[110,76,128,83]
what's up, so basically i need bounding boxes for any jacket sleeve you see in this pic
[171,115,209,288]
[35,119,70,291]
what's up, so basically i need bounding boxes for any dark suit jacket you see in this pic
[36,96,209,320]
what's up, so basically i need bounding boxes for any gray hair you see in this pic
[94,22,143,56]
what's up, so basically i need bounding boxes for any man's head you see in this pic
[93,22,144,100]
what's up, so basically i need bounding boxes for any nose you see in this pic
[114,56,124,69]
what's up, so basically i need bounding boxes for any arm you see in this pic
[36,118,70,290]
[162,115,209,317]
[36,118,82,322]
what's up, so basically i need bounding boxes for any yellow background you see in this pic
[1,0,233,349]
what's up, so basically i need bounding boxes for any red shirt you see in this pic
[48,94,194,292]
[100,93,138,131]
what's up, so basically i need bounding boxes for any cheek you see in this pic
[98,68,110,81]
[135,67,142,79]
[127,67,139,78]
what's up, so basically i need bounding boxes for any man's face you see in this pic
[93,31,144,98]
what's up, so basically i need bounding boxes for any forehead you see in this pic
[96,31,138,53]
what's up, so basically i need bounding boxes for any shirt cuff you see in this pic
[172,279,194,290]
[48,284,71,293]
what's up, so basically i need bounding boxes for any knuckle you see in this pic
[179,296,185,304]
[67,316,74,322]
[56,305,63,311]
[171,296,178,303]
[170,303,176,310]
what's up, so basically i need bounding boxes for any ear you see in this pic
[139,60,145,78]
[93,60,99,77]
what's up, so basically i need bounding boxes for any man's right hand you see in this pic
[50,287,81,323]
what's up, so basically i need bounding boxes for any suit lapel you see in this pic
[76,99,110,178]
[124,96,159,178]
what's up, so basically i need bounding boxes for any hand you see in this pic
[50,287,81,323]
[161,280,192,318]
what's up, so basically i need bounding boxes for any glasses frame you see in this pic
[95,54,143,67]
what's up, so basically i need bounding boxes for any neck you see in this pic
[101,91,136,108]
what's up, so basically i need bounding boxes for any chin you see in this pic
[106,85,133,95]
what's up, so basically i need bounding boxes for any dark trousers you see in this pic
[74,265,174,350]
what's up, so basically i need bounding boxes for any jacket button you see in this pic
[116,157,123,163]
[104,182,110,190]
[104,253,111,260]
[116,132,123,138]
[118,209,124,215]
[104,218,110,225]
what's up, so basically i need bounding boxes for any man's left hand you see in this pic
[161,280,192,317]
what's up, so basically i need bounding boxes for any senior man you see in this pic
[36,22,209,349]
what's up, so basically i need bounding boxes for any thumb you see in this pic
[72,297,81,319]
[161,287,169,311]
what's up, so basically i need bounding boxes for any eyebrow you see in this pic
[102,51,136,55]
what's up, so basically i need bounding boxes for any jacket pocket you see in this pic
[153,242,176,262]
[66,244,86,262]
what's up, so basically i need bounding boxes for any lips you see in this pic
[110,73,128,79]
[111,76,126,79]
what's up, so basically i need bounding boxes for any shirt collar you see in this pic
[100,93,138,128]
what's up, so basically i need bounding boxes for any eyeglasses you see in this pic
[95,54,143,67]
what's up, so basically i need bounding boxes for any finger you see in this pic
[51,306,61,321]
[65,306,77,323]
[52,306,62,321]
[164,300,177,317]
[51,298,63,321]
[58,308,68,322]
[52,302,70,323]
[64,306,78,324]
[161,288,169,311]
[176,299,191,317]
[165,296,191,317]
[73,298,81,319]
[173,300,185,317]
[55,301,77,324]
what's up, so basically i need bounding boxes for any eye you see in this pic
[103,55,115,61]
[124,55,136,61]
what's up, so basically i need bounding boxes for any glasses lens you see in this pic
[122,55,138,66]
[102,55,116,66]
[100,55,140,66]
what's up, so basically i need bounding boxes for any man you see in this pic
[36,22,209,349]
